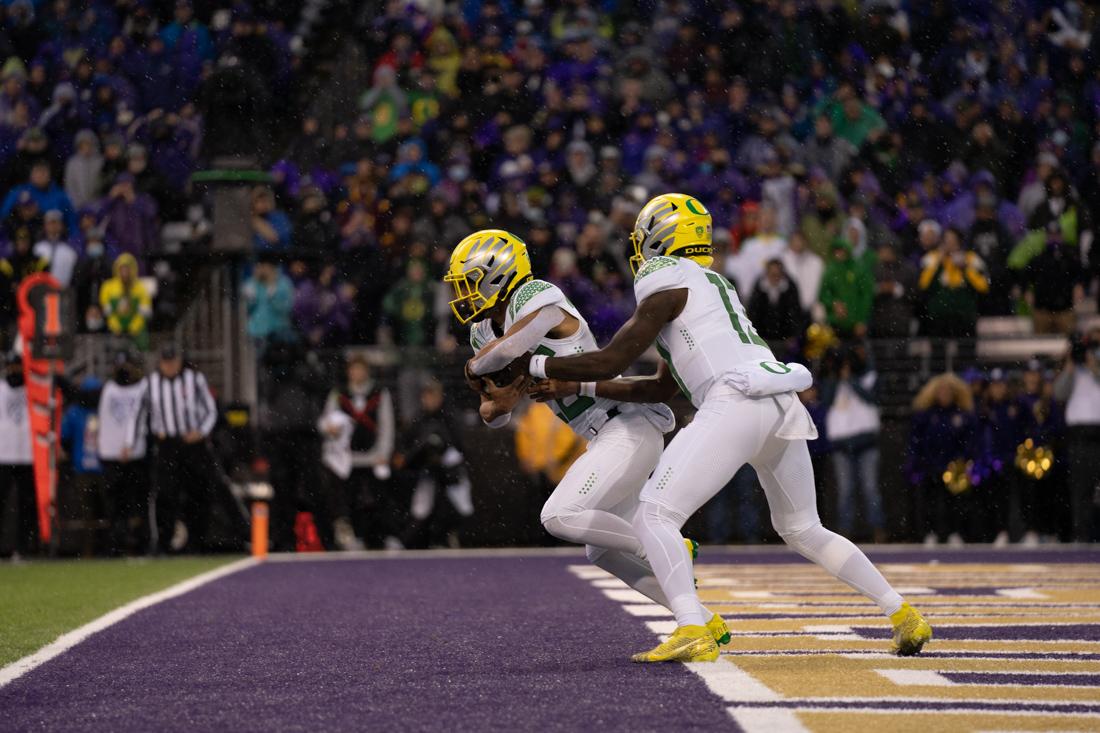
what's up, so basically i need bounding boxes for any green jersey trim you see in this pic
[508,280,554,320]
[655,339,692,403]
[634,256,678,282]
[534,344,595,423]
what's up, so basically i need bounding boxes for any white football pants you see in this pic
[540,410,704,616]
[634,384,904,627]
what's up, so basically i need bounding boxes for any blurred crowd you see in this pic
[788,329,1100,548]
[237,0,1100,355]
[0,0,297,349]
[5,0,1100,553]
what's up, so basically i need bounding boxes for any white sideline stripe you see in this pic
[687,658,782,703]
[803,624,854,633]
[568,565,610,579]
[621,604,672,617]
[875,669,956,687]
[602,588,653,604]
[590,578,629,589]
[0,557,258,689]
[997,588,1047,599]
[727,707,810,733]
[733,706,1100,719]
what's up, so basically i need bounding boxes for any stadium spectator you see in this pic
[99,253,152,351]
[71,228,114,333]
[918,227,989,338]
[319,354,396,550]
[780,231,823,318]
[1053,329,1100,542]
[382,259,436,347]
[799,183,845,258]
[821,344,886,542]
[727,203,787,295]
[0,352,34,557]
[870,242,916,338]
[101,173,158,261]
[908,374,978,546]
[1024,224,1086,335]
[63,130,103,210]
[819,238,873,338]
[32,210,76,286]
[969,191,1016,316]
[243,255,295,345]
[1,160,75,233]
[746,259,803,343]
[803,114,857,181]
[293,263,355,349]
[251,186,292,252]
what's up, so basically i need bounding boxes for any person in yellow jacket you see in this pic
[99,253,152,350]
[514,402,586,487]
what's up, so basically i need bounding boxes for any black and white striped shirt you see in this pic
[131,368,218,444]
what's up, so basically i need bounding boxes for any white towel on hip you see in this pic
[725,360,814,397]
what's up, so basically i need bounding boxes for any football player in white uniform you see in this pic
[445,229,730,647]
[523,195,932,663]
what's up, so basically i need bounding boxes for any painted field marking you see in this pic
[0,556,257,689]
[687,658,783,703]
[875,669,956,686]
[997,588,1048,599]
[728,706,810,733]
[601,588,653,604]
[621,604,672,617]
[590,578,629,588]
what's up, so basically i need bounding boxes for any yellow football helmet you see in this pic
[629,193,714,274]
[444,229,532,324]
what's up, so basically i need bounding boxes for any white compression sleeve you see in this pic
[468,306,566,376]
[483,412,511,428]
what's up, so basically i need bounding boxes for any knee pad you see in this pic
[777,520,854,574]
[634,500,687,535]
[541,510,579,543]
[585,544,606,565]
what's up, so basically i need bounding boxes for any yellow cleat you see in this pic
[632,625,719,663]
[706,613,731,646]
[890,603,932,656]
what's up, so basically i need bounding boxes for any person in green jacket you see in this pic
[819,238,874,337]
[382,258,435,346]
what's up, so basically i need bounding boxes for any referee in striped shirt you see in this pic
[129,345,242,553]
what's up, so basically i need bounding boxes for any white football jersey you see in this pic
[634,256,775,408]
[471,279,673,438]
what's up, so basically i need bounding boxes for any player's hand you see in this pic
[484,373,529,412]
[528,379,580,402]
[463,359,486,394]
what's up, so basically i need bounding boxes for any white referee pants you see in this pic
[634,384,904,627]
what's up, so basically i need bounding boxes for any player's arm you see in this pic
[467,306,567,378]
[530,290,687,382]
[530,361,680,404]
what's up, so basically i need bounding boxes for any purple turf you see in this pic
[0,556,736,732]
[942,671,1100,687]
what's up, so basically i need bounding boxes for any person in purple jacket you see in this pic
[907,373,979,546]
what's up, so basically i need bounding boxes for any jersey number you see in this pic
[704,272,769,347]
[534,346,594,421]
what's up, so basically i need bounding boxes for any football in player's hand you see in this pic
[484,356,529,389]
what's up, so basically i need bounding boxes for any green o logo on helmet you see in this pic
[684,198,708,216]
